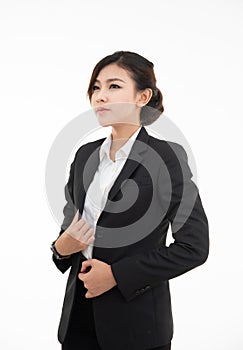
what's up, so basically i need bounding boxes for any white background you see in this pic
[0,0,242,349]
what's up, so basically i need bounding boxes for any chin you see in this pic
[97,119,112,127]
[97,115,139,128]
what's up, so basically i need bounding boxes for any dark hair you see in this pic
[87,51,164,126]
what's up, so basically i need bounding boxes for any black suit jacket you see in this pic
[52,126,209,350]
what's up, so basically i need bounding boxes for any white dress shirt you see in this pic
[81,126,142,259]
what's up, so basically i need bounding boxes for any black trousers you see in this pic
[62,280,171,350]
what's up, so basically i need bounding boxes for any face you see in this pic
[90,63,142,128]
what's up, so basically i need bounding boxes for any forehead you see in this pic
[96,64,132,82]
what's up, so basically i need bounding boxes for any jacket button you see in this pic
[144,285,151,290]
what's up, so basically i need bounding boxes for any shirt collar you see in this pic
[99,126,142,162]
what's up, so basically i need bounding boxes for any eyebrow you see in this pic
[94,78,126,84]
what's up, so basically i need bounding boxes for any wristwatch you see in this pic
[50,241,70,260]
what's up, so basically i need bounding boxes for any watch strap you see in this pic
[50,241,71,260]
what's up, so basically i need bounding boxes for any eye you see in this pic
[92,85,100,91]
[110,84,121,89]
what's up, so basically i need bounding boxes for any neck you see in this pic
[111,124,141,141]
[110,125,140,159]
[110,124,141,151]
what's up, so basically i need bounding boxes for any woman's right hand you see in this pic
[54,210,95,257]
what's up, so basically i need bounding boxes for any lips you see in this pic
[95,107,110,113]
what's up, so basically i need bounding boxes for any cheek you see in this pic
[115,90,135,103]
[90,95,96,106]
[107,86,134,102]
[111,103,137,120]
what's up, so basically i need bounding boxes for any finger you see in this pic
[66,223,92,242]
[76,217,94,230]
[73,227,94,244]
[71,209,80,225]
[80,228,95,243]
[80,261,87,273]
[80,263,90,273]
[78,273,83,280]
[71,222,92,239]
[81,260,92,272]
[79,223,93,236]
[85,291,93,298]
[65,230,86,243]
[86,235,95,245]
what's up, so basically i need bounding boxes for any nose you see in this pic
[95,89,108,103]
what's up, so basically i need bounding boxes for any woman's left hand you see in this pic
[78,259,117,298]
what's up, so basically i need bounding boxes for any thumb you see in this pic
[81,260,92,273]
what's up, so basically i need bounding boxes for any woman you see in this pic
[50,51,209,350]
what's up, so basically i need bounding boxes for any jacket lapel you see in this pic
[106,127,149,204]
[76,126,149,212]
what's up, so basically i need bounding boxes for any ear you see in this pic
[136,88,153,108]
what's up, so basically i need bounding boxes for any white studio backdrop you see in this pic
[0,0,242,349]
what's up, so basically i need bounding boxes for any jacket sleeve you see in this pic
[111,143,209,302]
[51,153,78,274]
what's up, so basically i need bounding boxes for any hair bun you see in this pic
[153,87,158,97]
[140,86,164,126]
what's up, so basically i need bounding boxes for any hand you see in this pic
[55,210,95,256]
[78,259,117,298]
